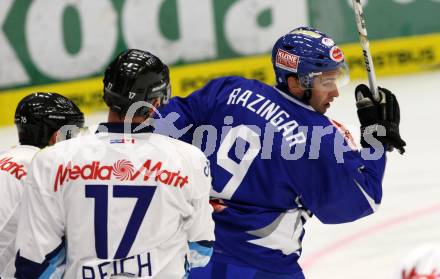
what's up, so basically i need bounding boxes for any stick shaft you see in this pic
[352,0,380,101]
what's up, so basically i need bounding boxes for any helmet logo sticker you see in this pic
[129,92,136,99]
[290,29,322,38]
[330,46,344,62]
[152,83,166,92]
[57,97,67,104]
[48,115,66,120]
[322,37,335,47]
[276,49,299,73]
[21,116,27,123]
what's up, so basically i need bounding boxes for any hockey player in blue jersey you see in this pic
[154,26,406,278]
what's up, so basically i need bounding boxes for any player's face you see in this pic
[309,71,340,114]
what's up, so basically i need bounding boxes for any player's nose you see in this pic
[329,89,339,99]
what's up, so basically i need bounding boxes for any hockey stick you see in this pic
[352,0,380,102]
[352,1,405,154]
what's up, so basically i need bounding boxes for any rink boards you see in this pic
[1,33,440,127]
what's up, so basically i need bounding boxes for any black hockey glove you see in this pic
[355,84,406,154]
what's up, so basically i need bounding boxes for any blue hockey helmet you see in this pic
[272,27,349,92]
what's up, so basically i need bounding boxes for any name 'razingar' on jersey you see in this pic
[226,88,306,147]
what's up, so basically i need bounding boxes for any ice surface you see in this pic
[302,71,440,279]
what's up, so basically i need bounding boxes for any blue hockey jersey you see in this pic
[154,76,386,275]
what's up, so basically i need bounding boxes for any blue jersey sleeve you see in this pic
[290,127,386,224]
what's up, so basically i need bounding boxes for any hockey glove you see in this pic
[355,84,406,154]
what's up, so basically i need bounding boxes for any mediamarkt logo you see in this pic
[0,157,27,180]
[54,159,189,191]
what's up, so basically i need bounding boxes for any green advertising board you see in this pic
[1,0,310,90]
[2,0,440,91]
[309,0,440,43]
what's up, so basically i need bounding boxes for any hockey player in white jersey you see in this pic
[15,49,215,279]
[0,92,84,278]
[395,244,440,279]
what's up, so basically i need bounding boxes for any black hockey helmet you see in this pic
[103,49,171,116]
[14,92,85,148]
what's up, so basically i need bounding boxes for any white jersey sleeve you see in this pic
[15,150,66,278]
[0,145,39,278]
[185,150,214,243]
[0,173,21,276]
[178,148,215,269]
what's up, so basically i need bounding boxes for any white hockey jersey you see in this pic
[15,123,215,279]
[0,145,39,278]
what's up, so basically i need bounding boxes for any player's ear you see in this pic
[287,76,304,98]
[151,98,161,109]
[147,98,161,118]
[48,131,58,146]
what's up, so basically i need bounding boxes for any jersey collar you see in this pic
[273,87,316,112]
[96,122,154,134]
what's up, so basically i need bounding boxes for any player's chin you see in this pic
[319,103,330,114]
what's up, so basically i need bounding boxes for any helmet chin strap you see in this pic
[276,83,312,105]
[301,89,312,104]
